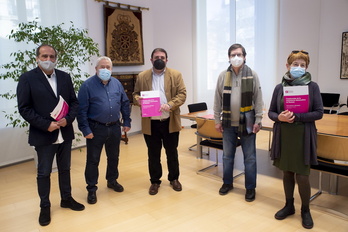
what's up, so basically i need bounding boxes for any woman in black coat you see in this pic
[268,50,323,229]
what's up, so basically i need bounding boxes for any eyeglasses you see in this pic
[230,53,243,57]
[291,50,309,55]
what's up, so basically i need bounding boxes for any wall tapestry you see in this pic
[104,5,144,66]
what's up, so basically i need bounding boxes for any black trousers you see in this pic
[143,119,180,184]
[85,122,121,192]
[35,141,72,208]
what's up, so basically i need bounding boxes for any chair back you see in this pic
[317,134,348,162]
[321,93,340,107]
[188,102,208,113]
[196,117,222,140]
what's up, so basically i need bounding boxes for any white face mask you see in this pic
[230,56,244,67]
[38,60,57,71]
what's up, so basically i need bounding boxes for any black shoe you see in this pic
[245,189,255,202]
[219,184,233,195]
[301,209,314,229]
[275,200,295,220]
[39,207,51,226]
[61,197,85,211]
[87,191,97,204]
[107,181,124,192]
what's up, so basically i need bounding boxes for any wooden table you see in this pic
[181,110,348,157]
[180,109,215,120]
[182,110,348,196]
[262,113,348,137]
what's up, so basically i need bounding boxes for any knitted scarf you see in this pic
[222,65,254,135]
[282,72,311,86]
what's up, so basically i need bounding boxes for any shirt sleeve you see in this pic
[77,83,92,136]
[252,70,264,125]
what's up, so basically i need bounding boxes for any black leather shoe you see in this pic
[219,184,233,195]
[170,180,182,191]
[107,181,124,192]
[87,191,97,204]
[149,183,160,195]
[245,189,256,202]
[39,207,51,226]
[61,197,85,211]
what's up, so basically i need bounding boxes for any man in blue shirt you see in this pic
[77,56,131,204]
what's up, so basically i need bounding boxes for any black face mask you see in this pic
[153,59,166,70]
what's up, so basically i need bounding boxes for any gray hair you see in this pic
[95,56,112,67]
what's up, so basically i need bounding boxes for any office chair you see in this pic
[195,117,243,179]
[310,134,348,217]
[320,93,340,114]
[337,96,348,115]
[187,102,207,151]
[187,102,208,128]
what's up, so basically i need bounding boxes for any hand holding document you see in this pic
[50,95,69,121]
[140,90,162,117]
[283,86,309,113]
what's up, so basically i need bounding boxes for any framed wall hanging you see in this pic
[340,31,348,79]
[104,4,144,66]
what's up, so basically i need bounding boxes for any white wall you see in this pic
[278,0,348,104]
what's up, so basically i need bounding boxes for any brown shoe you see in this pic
[170,180,182,191]
[149,183,160,195]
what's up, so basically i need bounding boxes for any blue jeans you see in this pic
[85,121,121,192]
[222,126,257,189]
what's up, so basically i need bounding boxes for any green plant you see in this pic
[0,20,100,128]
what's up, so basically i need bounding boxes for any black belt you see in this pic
[151,117,169,122]
[89,119,119,126]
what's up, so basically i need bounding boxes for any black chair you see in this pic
[320,93,340,114]
[337,96,348,115]
[187,102,207,151]
[187,102,208,128]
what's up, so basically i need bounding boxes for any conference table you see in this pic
[181,110,348,157]
[181,110,348,199]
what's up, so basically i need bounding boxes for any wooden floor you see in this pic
[0,129,347,232]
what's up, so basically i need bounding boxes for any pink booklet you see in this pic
[140,90,162,117]
[50,95,69,121]
[283,86,309,113]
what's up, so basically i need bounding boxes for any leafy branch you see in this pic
[0,20,100,128]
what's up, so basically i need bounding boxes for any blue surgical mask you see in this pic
[98,68,111,81]
[290,66,305,79]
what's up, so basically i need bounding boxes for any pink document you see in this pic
[140,91,162,117]
[50,95,69,121]
[283,86,309,113]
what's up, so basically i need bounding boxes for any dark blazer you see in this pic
[17,67,78,146]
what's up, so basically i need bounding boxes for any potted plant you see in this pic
[0,20,100,129]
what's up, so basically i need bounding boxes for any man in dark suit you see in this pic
[17,44,85,226]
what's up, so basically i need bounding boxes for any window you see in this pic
[0,0,87,128]
[195,0,278,108]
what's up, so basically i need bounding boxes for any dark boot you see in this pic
[275,198,295,220]
[301,205,314,229]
